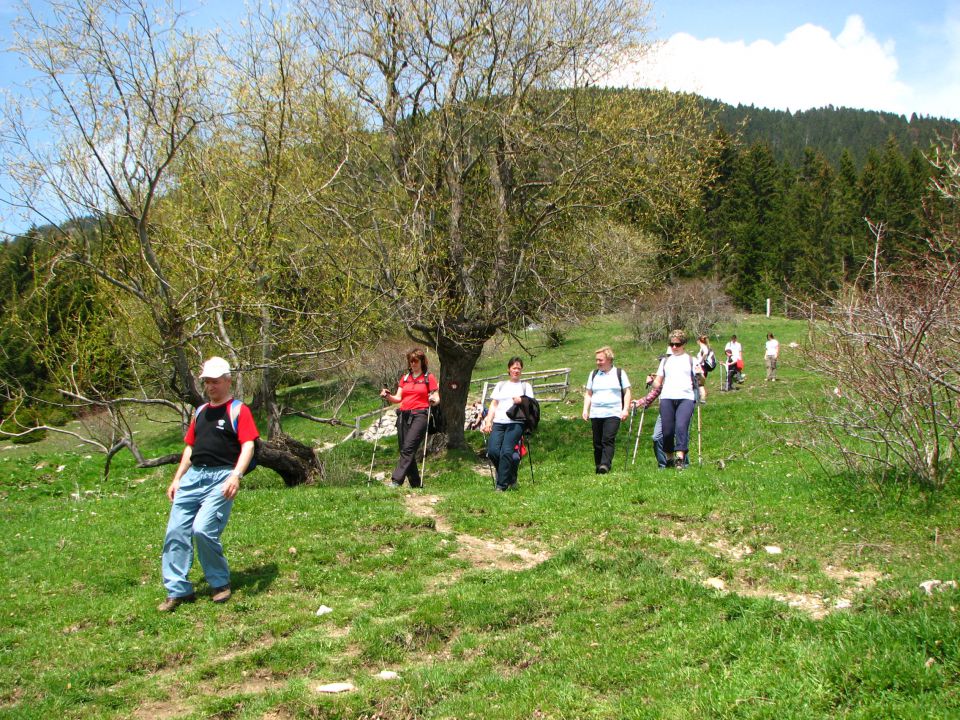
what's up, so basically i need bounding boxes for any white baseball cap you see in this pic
[199,356,231,379]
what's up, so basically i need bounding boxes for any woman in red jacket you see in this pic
[379,348,440,487]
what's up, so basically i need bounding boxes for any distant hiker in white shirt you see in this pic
[765,333,780,381]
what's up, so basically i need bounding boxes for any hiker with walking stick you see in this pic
[582,346,632,474]
[379,348,439,488]
[481,357,534,492]
[635,330,704,471]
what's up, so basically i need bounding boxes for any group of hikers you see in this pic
[157,329,781,611]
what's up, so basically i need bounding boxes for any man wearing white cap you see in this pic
[158,356,259,612]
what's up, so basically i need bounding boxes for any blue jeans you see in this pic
[162,466,235,598]
[659,399,696,455]
[487,422,524,490]
[652,415,668,468]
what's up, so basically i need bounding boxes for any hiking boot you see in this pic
[157,594,196,612]
[390,480,403,487]
[211,586,232,603]
[597,465,609,475]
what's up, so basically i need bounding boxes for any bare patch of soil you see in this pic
[404,493,551,571]
[131,697,191,720]
[227,669,286,696]
[664,522,886,619]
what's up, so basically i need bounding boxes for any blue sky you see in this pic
[2,0,959,237]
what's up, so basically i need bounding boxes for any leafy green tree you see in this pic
[302,0,714,448]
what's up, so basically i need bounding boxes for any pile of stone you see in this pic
[361,402,485,441]
[464,402,484,430]
[362,409,398,441]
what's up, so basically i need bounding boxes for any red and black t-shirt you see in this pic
[184,400,259,467]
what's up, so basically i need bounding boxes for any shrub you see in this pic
[630,278,734,345]
[788,139,960,490]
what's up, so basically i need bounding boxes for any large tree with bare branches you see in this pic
[301,0,714,448]
[0,0,368,484]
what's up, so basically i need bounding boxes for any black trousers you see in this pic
[392,410,428,486]
[591,416,621,470]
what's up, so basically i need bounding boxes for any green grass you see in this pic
[2,314,959,719]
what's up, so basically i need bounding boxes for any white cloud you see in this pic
[604,15,922,116]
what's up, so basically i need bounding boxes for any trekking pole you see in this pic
[421,405,432,487]
[697,403,702,467]
[631,406,646,464]
[624,404,635,467]
[367,395,388,484]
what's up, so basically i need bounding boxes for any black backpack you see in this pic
[701,350,717,372]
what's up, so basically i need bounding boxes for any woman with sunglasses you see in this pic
[636,330,703,470]
[379,348,440,487]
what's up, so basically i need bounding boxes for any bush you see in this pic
[631,278,734,345]
[788,137,960,491]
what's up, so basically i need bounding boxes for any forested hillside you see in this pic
[704,98,959,168]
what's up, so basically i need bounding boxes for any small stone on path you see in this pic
[764,545,782,555]
[704,577,726,591]
[315,681,355,694]
[316,605,333,616]
[377,670,399,680]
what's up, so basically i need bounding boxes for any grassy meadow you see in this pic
[1,315,958,719]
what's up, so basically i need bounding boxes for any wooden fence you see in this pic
[348,367,572,440]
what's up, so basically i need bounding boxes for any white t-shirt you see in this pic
[765,339,780,358]
[656,353,699,401]
[490,380,534,424]
[587,367,631,419]
[725,340,742,362]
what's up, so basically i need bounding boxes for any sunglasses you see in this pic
[669,342,684,347]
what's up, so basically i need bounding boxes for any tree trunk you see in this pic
[256,435,323,487]
[435,336,485,450]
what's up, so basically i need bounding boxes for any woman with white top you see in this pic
[637,330,703,470]
[582,346,632,474]
[765,333,780,381]
[695,335,715,403]
[481,356,534,491]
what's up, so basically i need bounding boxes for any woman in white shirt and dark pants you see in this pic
[637,330,703,470]
[482,357,535,491]
[582,346,632,474]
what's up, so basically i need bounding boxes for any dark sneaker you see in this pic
[211,586,232,603]
[157,594,196,612]
[494,486,506,492]
[390,480,403,487]
[597,465,609,475]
